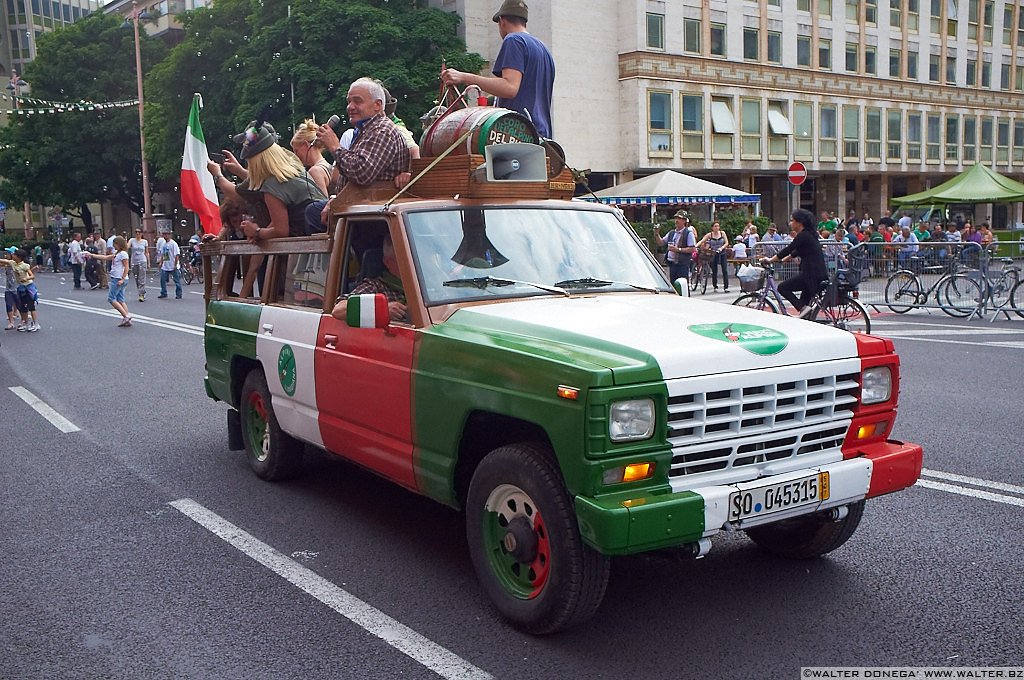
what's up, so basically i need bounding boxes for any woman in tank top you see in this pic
[696,221,731,293]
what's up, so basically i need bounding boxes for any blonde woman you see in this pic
[86,235,133,327]
[291,118,334,196]
[207,121,327,296]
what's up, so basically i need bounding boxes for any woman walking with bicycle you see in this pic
[761,208,827,319]
[696,221,730,293]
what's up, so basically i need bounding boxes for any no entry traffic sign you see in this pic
[788,162,807,186]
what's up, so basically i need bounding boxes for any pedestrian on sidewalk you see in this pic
[156,228,182,299]
[85,236,133,327]
[127,228,149,301]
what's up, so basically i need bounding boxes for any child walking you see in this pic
[0,248,41,332]
[86,235,133,327]
[1,246,29,330]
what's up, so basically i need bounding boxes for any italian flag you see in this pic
[346,294,389,328]
[180,95,222,235]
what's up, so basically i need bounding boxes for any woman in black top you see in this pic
[762,208,827,318]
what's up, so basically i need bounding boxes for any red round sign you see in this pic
[788,162,807,186]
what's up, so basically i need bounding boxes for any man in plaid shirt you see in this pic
[331,235,408,323]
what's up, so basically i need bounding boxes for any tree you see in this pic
[0,14,167,228]
[146,0,484,181]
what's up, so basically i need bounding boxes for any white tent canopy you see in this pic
[588,170,760,207]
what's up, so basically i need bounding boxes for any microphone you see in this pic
[326,115,342,132]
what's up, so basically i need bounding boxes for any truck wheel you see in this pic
[239,370,304,481]
[465,443,610,634]
[745,500,865,559]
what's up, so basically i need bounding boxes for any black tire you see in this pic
[689,264,701,292]
[819,297,871,333]
[699,264,710,295]
[180,264,193,286]
[884,271,920,313]
[746,500,865,559]
[239,370,304,481]
[732,292,780,313]
[939,273,983,318]
[465,442,610,634]
[1012,280,1024,319]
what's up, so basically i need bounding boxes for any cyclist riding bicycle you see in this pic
[761,208,827,319]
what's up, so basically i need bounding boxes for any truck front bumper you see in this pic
[574,439,923,556]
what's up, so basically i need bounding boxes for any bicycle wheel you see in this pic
[732,293,780,313]
[819,297,871,334]
[1011,280,1024,319]
[689,264,701,292]
[939,273,983,317]
[699,264,710,295]
[988,269,1018,311]
[884,271,921,314]
[195,260,204,284]
[180,264,193,286]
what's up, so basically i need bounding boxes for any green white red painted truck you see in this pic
[203,198,923,634]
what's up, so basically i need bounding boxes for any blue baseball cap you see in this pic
[4,246,16,254]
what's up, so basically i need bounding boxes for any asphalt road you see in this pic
[1,272,1022,679]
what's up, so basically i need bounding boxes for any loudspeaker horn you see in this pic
[478,143,549,182]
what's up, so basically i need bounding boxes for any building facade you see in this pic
[434,0,1024,226]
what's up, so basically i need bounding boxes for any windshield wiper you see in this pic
[443,276,568,296]
[554,277,660,293]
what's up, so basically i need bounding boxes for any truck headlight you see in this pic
[861,367,892,404]
[609,398,655,442]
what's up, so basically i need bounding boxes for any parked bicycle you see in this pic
[883,242,983,317]
[689,248,713,295]
[972,248,1021,320]
[731,254,871,333]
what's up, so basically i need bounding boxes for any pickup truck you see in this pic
[202,154,923,634]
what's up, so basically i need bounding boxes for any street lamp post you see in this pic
[124,5,156,246]
[6,71,34,239]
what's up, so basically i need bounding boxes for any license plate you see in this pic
[728,472,830,521]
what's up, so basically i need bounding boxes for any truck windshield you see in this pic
[405,207,673,305]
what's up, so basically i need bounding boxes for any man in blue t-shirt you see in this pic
[441,0,555,138]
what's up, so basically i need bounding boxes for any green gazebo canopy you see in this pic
[891,164,1024,205]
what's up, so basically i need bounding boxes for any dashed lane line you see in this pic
[916,479,1024,508]
[918,468,1024,508]
[8,386,81,433]
[921,468,1024,497]
[169,499,493,680]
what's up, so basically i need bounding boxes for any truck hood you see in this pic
[447,294,859,382]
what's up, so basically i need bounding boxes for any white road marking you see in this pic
[54,297,84,305]
[877,335,1023,349]
[916,479,1024,508]
[169,499,493,680]
[921,468,1024,496]
[8,386,81,433]
[40,299,204,336]
[878,328,1022,336]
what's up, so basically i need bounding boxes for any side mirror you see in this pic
[345,293,390,328]
[673,277,690,297]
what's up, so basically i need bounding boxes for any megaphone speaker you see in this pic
[481,143,549,182]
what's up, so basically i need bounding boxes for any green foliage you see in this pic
[145,0,485,181]
[0,14,167,222]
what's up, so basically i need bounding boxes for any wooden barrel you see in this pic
[420,106,539,157]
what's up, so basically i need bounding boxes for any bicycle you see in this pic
[731,259,871,334]
[883,243,983,317]
[178,247,203,286]
[973,248,1020,320]
[690,248,712,295]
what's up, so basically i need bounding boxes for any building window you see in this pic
[683,18,702,54]
[819,38,832,69]
[846,0,859,20]
[1001,63,1010,90]
[997,118,1009,163]
[681,94,704,155]
[890,0,903,27]
[908,0,920,30]
[798,0,812,10]
[710,22,727,56]
[981,59,991,87]
[930,0,941,33]
[795,101,814,160]
[798,36,812,66]
[947,0,959,37]
[926,113,941,162]
[646,12,665,50]
[820,0,833,16]
[866,0,878,23]
[744,28,759,60]
[945,114,960,162]
[908,49,919,78]
[964,116,977,161]
[768,0,781,6]
[846,42,859,71]
[982,0,993,43]
[865,46,877,74]
[929,53,941,82]
[887,109,903,160]
[741,98,761,158]
[1013,120,1024,163]
[966,58,977,85]
[1017,65,1024,91]
[890,48,903,77]
[711,98,736,157]
[865,108,882,160]
[946,55,957,83]
[820,104,838,160]
[768,100,791,158]
[980,117,993,162]
[1018,8,1024,47]
[907,112,922,161]
[968,0,978,40]
[1003,5,1013,45]
[767,31,782,63]
[843,105,861,160]
[648,90,672,154]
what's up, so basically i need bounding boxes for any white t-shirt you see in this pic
[128,238,149,266]
[158,240,180,272]
[110,251,129,280]
[106,235,115,254]
[67,239,85,265]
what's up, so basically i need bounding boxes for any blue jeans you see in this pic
[160,268,182,298]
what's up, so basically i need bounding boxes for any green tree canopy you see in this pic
[0,13,167,226]
[146,0,484,181]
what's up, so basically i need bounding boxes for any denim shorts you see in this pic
[108,279,128,303]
